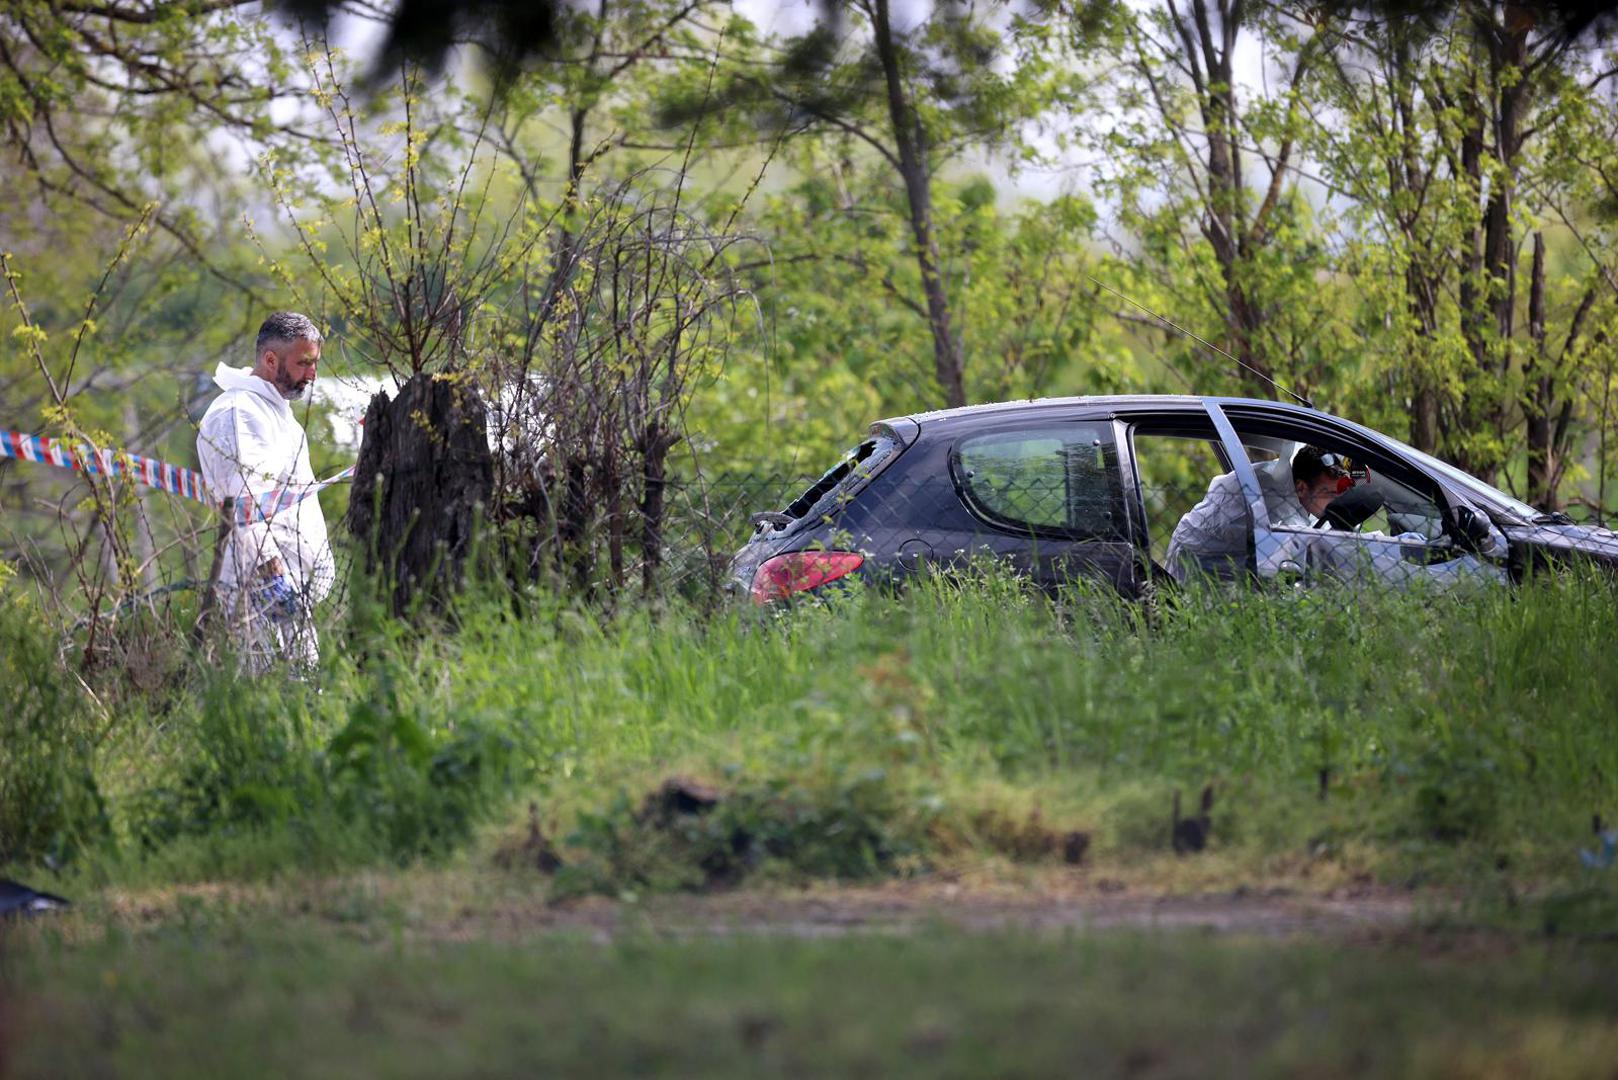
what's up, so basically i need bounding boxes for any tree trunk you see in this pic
[640,427,669,595]
[1403,250,1443,453]
[1393,36,1442,455]
[604,450,624,591]
[1453,14,1529,481]
[1178,0,1274,397]
[871,0,967,409]
[1525,233,1554,508]
[347,374,494,617]
[1487,21,1529,361]
[1450,67,1489,475]
[557,454,593,593]
[1526,258,1598,512]
[1406,257,1443,454]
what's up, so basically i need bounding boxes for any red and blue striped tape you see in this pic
[0,430,353,526]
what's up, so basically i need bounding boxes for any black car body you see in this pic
[731,395,1618,602]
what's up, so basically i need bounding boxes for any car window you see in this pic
[953,423,1125,540]
[1351,426,1540,521]
[1364,473,1446,539]
[1129,434,1230,567]
[779,432,901,526]
[1229,436,1445,542]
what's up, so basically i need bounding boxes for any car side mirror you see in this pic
[1450,505,1492,551]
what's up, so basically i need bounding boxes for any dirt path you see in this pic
[86,870,1463,949]
[423,881,1434,945]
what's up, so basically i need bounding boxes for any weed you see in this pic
[15,564,1618,905]
[0,588,109,868]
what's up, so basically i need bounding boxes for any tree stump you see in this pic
[347,373,493,616]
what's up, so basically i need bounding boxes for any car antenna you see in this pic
[1084,274,1316,410]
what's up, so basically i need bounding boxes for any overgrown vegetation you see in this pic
[6,565,1616,909]
[0,577,109,869]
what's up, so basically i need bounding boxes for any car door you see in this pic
[1118,406,1253,581]
[945,418,1142,595]
[1209,402,1509,589]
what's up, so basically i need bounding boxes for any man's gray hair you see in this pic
[255,311,323,356]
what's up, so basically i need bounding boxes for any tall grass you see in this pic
[8,566,1618,890]
[0,587,108,867]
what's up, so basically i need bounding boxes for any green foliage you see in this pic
[326,653,519,860]
[693,171,1125,475]
[0,582,109,868]
[129,678,327,851]
[18,562,1609,905]
[129,622,524,870]
[1302,9,1618,493]
[1093,4,1357,402]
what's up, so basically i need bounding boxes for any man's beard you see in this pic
[275,371,313,401]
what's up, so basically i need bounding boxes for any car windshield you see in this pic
[1346,422,1539,521]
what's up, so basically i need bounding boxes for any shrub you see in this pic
[552,764,936,898]
[131,646,524,868]
[327,661,520,859]
[0,584,110,868]
[129,677,326,850]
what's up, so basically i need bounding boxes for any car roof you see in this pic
[872,393,1551,526]
[883,394,1328,432]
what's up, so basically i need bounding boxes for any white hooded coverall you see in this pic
[1165,455,1507,589]
[196,364,335,671]
[1166,458,1307,581]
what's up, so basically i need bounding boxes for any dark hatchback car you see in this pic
[731,395,1618,603]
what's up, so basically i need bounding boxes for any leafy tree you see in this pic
[1310,3,1618,498]
[0,0,303,297]
[676,0,1100,409]
[1093,0,1344,399]
[682,165,1134,482]
[1523,32,1618,513]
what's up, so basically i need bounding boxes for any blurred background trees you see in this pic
[4,0,1618,612]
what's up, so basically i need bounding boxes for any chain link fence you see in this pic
[3,462,822,677]
[11,435,1618,687]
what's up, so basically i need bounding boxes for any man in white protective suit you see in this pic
[1166,445,1347,582]
[1166,444,1506,588]
[196,312,336,672]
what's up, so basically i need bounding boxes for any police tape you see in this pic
[233,464,356,525]
[0,430,354,526]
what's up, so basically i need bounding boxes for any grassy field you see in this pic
[5,569,1618,1074]
[16,567,1614,893]
[7,908,1618,1078]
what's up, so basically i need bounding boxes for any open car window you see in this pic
[1236,435,1445,542]
[1348,425,1540,521]
[1128,432,1232,568]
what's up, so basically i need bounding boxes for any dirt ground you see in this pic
[80,870,1443,946]
[424,880,1437,944]
[76,867,1495,952]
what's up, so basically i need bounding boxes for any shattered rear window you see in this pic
[778,433,900,527]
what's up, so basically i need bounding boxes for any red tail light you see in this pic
[750,551,864,603]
